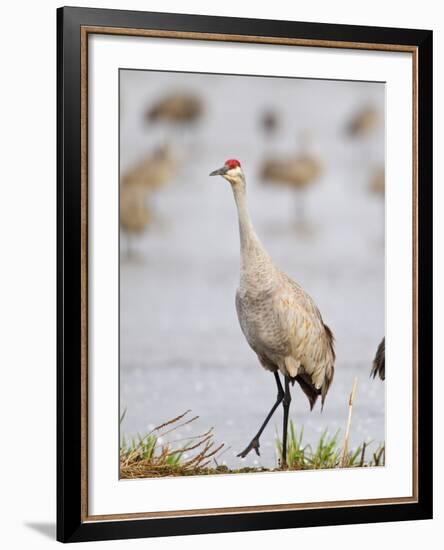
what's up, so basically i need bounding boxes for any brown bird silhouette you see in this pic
[369,167,385,196]
[121,144,177,192]
[146,93,204,125]
[346,106,380,138]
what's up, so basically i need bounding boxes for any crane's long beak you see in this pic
[209,166,227,177]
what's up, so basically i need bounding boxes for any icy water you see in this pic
[119,70,385,469]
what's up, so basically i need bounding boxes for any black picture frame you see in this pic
[57,6,433,543]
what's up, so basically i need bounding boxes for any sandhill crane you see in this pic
[146,92,204,125]
[371,338,385,381]
[121,144,177,193]
[146,92,205,148]
[260,148,323,223]
[346,106,380,138]
[261,154,322,188]
[119,145,176,253]
[210,159,335,468]
[260,109,279,138]
[120,184,152,256]
[369,167,385,196]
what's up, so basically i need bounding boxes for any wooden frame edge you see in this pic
[80,25,89,522]
[84,496,418,523]
[82,25,418,53]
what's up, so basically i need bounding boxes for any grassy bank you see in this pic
[120,410,385,479]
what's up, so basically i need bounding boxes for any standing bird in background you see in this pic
[119,145,177,256]
[210,159,335,467]
[260,132,323,224]
[369,167,385,196]
[120,184,152,257]
[146,92,205,148]
[260,109,279,138]
[371,338,385,381]
[146,92,204,125]
[121,144,177,193]
[346,105,380,138]
[260,153,322,192]
[345,105,381,169]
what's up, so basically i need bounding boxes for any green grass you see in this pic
[275,420,385,470]
[120,410,226,478]
[120,411,385,478]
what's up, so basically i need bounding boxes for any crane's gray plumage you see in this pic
[235,264,335,410]
[210,160,335,464]
[371,338,385,381]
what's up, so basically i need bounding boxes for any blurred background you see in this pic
[119,69,385,469]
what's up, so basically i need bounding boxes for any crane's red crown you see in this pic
[225,159,241,169]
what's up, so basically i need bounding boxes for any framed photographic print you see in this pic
[57,6,433,543]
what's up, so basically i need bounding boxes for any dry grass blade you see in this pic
[167,427,214,444]
[124,410,193,457]
[152,410,192,433]
[158,415,200,438]
[165,434,213,456]
[120,413,225,478]
[341,377,357,467]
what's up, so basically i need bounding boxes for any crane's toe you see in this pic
[237,438,260,458]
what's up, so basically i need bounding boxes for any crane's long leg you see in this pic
[126,232,134,259]
[237,372,284,459]
[295,190,306,226]
[281,376,292,468]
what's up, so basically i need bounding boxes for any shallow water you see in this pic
[119,70,385,469]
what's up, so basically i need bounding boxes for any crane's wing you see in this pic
[273,277,335,409]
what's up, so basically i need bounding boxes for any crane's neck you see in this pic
[231,180,271,272]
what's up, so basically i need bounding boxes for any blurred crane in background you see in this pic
[121,144,177,193]
[146,92,205,148]
[120,184,152,257]
[368,167,385,196]
[146,92,204,125]
[345,105,382,172]
[260,131,323,224]
[119,144,178,256]
[260,109,280,139]
[346,105,380,138]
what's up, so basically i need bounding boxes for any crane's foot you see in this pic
[237,438,260,458]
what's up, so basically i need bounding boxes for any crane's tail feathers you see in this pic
[320,322,336,411]
[293,374,319,411]
[371,338,385,381]
[323,323,336,361]
[320,365,335,412]
[292,365,335,412]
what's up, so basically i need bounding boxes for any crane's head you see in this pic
[209,159,244,186]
